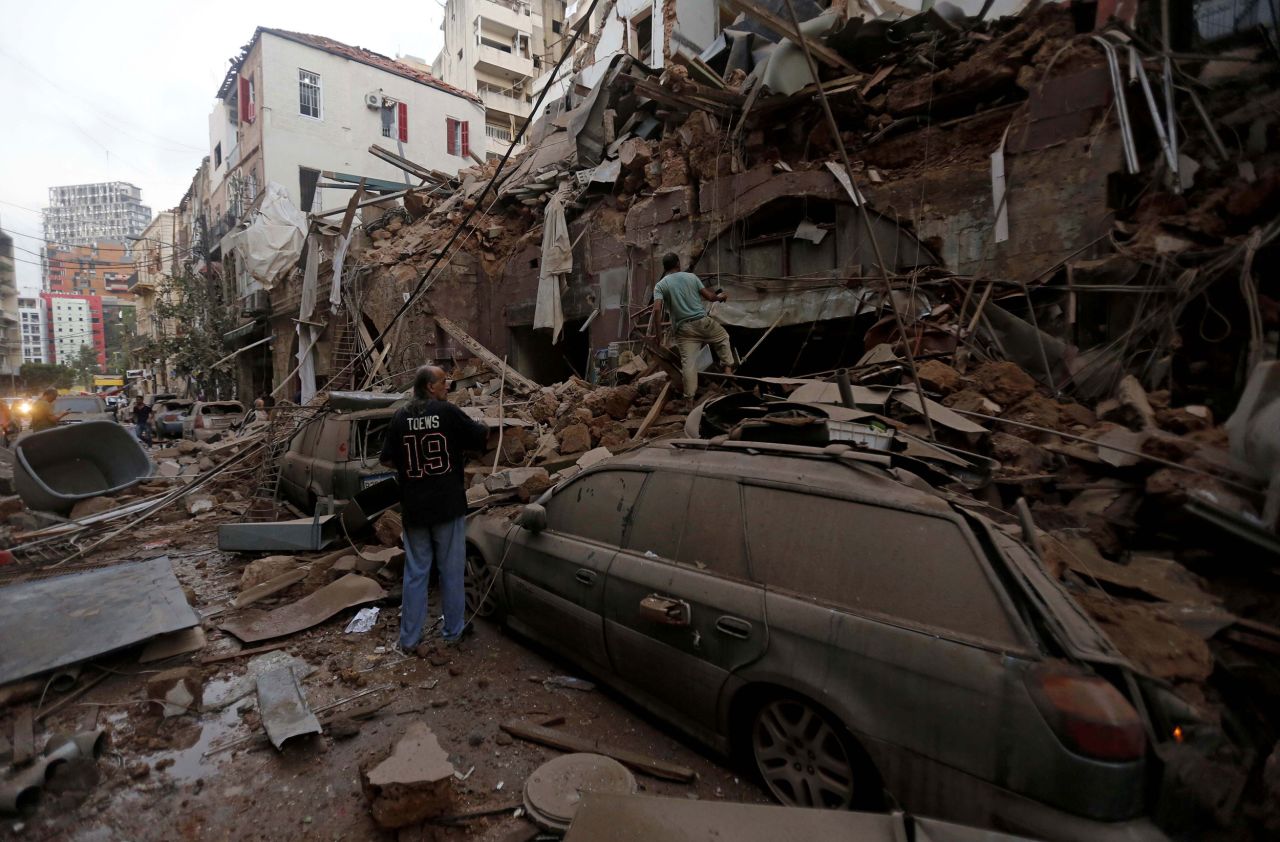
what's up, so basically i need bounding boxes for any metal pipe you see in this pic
[0,729,105,814]
[835,369,855,409]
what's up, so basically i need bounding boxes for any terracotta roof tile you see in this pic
[258,28,482,105]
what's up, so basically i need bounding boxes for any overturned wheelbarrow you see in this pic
[14,421,154,514]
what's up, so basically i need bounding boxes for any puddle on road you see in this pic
[134,675,253,785]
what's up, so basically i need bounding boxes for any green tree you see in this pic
[151,269,238,396]
[19,362,75,392]
[70,344,101,390]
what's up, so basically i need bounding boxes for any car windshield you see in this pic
[201,403,243,415]
[162,402,191,412]
[354,418,392,460]
[54,397,103,413]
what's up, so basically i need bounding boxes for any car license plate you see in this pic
[361,472,395,488]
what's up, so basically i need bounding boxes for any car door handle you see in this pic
[574,569,596,586]
[715,616,752,639]
[640,595,691,626]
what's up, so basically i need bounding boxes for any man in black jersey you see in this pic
[380,365,488,650]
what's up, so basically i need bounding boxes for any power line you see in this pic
[0,47,207,155]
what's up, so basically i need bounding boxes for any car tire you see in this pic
[464,548,500,621]
[748,694,879,811]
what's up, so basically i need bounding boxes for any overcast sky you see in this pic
[0,0,447,290]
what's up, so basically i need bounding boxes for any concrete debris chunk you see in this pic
[239,555,300,591]
[362,721,456,829]
[146,667,203,718]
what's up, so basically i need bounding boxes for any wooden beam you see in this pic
[719,0,857,74]
[432,312,541,394]
[499,719,696,782]
[632,382,671,441]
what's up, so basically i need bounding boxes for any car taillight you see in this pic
[195,415,205,429]
[1027,665,1146,762]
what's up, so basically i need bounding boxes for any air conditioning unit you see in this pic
[364,92,382,109]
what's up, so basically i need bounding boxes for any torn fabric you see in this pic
[223,182,308,292]
[535,192,572,344]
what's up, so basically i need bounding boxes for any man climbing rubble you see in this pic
[380,365,488,654]
[648,252,735,396]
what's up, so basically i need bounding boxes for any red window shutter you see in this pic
[446,118,456,155]
[461,121,470,157]
[247,78,255,123]
[398,102,408,142]
[238,76,251,122]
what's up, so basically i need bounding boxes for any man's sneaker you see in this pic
[392,642,417,658]
[442,622,474,647]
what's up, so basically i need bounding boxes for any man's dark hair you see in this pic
[43,388,58,400]
[662,252,680,273]
[411,365,445,401]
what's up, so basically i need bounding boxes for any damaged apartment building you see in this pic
[226,0,1275,432]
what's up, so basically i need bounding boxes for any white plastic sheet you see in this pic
[223,183,308,292]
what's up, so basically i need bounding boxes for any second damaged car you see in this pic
[467,439,1186,842]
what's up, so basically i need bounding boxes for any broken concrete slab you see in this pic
[220,574,387,644]
[239,555,300,591]
[202,650,314,712]
[256,665,321,750]
[484,467,550,494]
[0,557,198,685]
[362,721,456,829]
[575,447,613,470]
[146,667,203,717]
[184,494,216,515]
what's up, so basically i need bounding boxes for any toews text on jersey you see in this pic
[380,399,488,527]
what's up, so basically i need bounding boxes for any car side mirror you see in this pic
[516,503,547,533]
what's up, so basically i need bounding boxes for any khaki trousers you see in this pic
[674,315,733,395]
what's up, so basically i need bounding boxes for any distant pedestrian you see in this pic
[380,365,488,653]
[131,396,153,446]
[29,389,69,433]
[648,252,735,396]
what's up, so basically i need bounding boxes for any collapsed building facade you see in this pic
[238,0,1275,426]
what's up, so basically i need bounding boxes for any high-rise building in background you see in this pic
[19,295,47,366]
[432,0,567,155]
[42,182,152,247]
[0,225,21,378]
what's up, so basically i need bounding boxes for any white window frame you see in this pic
[299,69,323,120]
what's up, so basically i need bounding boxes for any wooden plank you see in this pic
[198,642,288,666]
[633,383,671,441]
[432,312,540,394]
[500,719,696,782]
[719,0,857,74]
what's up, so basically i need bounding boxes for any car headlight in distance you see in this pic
[16,401,30,414]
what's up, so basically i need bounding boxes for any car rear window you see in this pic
[741,485,1021,646]
[201,403,243,415]
[546,469,646,547]
[162,402,190,412]
[54,398,103,413]
[625,473,750,579]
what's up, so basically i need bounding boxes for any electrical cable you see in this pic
[313,0,605,395]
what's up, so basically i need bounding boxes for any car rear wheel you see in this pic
[751,696,860,810]
[464,550,498,619]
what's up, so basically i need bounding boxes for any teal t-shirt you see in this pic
[653,272,708,328]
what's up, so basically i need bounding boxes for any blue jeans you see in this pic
[134,421,152,445]
[400,517,467,648]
